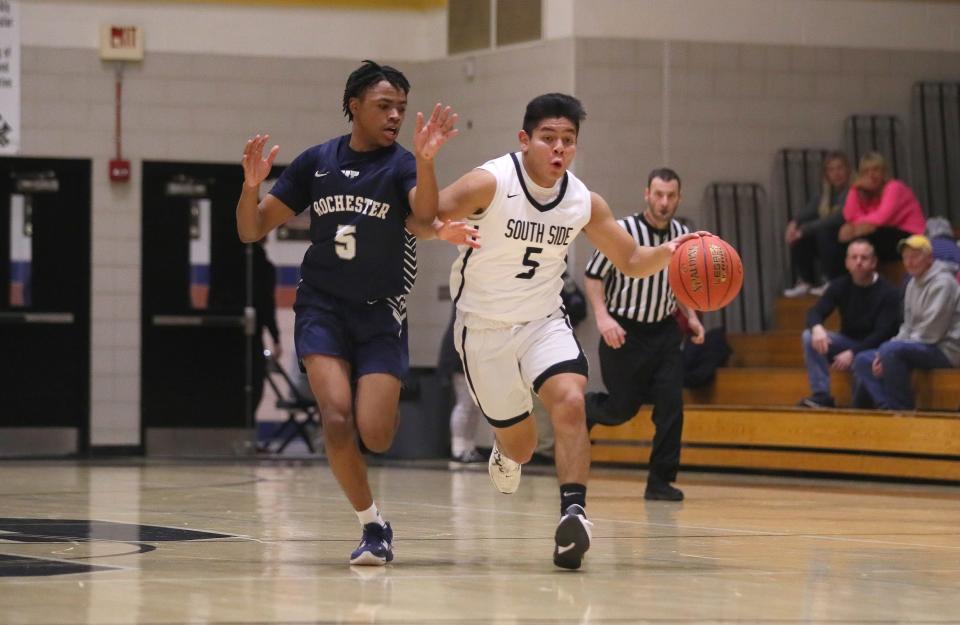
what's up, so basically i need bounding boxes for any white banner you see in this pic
[0,0,19,154]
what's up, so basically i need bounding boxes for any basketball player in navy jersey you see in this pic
[237,61,473,566]
[423,93,701,569]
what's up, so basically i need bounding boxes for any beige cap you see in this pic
[897,234,932,254]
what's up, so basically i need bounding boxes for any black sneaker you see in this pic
[797,395,835,408]
[644,481,684,501]
[349,522,394,566]
[553,504,593,570]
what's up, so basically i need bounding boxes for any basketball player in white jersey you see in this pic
[429,93,701,569]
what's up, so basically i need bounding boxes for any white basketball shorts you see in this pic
[453,308,588,427]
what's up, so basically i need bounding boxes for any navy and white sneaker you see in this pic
[349,522,394,566]
[553,504,593,570]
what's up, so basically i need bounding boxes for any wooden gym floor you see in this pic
[0,458,958,624]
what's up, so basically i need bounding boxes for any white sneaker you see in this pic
[488,441,521,494]
[809,283,828,297]
[783,281,811,297]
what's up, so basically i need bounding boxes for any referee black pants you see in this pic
[585,315,684,484]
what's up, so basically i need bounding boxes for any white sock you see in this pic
[357,503,385,527]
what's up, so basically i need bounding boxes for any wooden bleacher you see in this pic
[590,292,960,482]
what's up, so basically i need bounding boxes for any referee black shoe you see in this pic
[644,480,684,501]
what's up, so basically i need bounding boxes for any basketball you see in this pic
[668,235,743,311]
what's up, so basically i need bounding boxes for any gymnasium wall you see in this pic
[568,39,960,380]
[14,0,960,444]
[405,41,577,359]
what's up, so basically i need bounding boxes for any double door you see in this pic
[0,158,91,454]
[141,161,282,448]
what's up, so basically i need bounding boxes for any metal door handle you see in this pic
[0,311,74,324]
[151,314,245,328]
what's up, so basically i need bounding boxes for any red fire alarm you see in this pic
[110,158,131,182]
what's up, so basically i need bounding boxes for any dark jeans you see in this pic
[585,316,684,483]
[852,341,952,410]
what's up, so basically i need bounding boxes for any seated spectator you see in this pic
[852,235,960,410]
[839,152,925,262]
[784,151,851,297]
[798,239,900,408]
[925,216,960,274]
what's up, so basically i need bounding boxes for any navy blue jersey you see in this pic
[270,134,418,302]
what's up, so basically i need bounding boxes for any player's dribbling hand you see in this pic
[414,103,459,161]
[436,220,480,248]
[665,230,709,253]
[242,134,280,188]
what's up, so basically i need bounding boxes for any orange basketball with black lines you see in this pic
[668,235,743,311]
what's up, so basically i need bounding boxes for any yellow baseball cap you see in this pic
[897,234,932,254]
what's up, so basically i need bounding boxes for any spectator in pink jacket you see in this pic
[839,152,925,262]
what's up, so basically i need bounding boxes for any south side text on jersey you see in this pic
[505,218,575,246]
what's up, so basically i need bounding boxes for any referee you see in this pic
[583,167,704,501]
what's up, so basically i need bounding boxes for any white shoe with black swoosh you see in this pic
[488,441,521,494]
[553,504,592,570]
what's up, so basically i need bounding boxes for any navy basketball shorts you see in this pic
[454,308,588,427]
[294,281,409,381]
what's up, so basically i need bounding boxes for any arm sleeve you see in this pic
[584,248,612,279]
[856,180,910,227]
[842,187,864,222]
[908,281,959,341]
[805,282,840,328]
[268,151,311,215]
[585,216,635,279]
[795,194,820,225]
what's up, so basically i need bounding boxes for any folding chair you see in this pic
[259,350,321,454]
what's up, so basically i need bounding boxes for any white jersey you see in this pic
[450,152,592,324]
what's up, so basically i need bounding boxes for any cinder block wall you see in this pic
[18,32,960,440]
[22,49,363,444]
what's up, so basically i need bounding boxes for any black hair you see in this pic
[342,60,410,121]
[522,93,586,136]
[647,167,682,190]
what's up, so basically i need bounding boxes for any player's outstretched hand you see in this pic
[413,103,459,162]
[242,134,280,189]
[436,219,480,249]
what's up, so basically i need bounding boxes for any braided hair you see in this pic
[342,60,410,121]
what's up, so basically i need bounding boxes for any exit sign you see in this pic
[99,25,144,61]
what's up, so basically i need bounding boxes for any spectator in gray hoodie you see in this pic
[852,235,960,409]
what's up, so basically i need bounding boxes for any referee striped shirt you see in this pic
[584,213,689,323]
